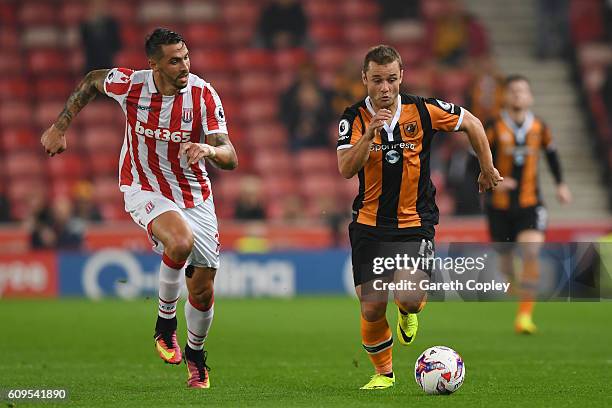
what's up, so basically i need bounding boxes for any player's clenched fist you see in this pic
[364,109,392,140]
[41,125,67,157]
[478,167,503,193]
[179,142,216,166]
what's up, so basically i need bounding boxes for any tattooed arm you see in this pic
[179,133,238,170]
[41,69,109,156]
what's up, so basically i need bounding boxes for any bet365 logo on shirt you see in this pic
[134,121,191,143]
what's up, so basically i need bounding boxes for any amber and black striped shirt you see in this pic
[485,111,558,210]
[337,94,464,228]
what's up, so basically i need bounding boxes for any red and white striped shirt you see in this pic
[103,68,227,208]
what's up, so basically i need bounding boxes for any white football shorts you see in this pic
[123,188,220,269]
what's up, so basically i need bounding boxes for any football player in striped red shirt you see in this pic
[41,28,238,389]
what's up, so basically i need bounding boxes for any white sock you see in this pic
[158,254,185,319]
[185,296,214,350]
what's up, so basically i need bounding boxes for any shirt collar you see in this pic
[365,95,402,141]
[502,110,534,134]
[147,71,188,94]
[502,110,534,144]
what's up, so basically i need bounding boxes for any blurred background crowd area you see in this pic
[0,0,610,251]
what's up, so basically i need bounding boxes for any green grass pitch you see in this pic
[1,297,611,407]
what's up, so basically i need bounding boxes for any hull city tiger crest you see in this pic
[405,122,417,134]
[182,108,193,123]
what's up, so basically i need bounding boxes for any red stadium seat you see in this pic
[253,149,293,175]
[108,0,138,23]
[182,0,219,22]
[240,98,278,123]
[232,49,274,71]
[47,153,88,179]
[88,152,118,177]
[295,149,337,175]
[569,0,605,45]
[310,23,345,45]
[225,26,254,48]
[18,2,56,25]
[141,22,183,39]
[303,0,340,21]
[273,48,309,72]
[77,102,123,127]
[59,1,87,25]
[245,123,288,148]
[261,174,298,199]
[421,0,447,20]
[183,24,225,49]
[0,128,39,153]
[0,52,24,75]
[115,50,149,70]
[27,50,66,75]
[238,72,278,98]
[200,73,235,98]
[100,201,130,221]
[189,49,231,75]
[220,1,259,25]
[35,101,65,129]
[0,3,16,25]
[300,175,338,200]
[393,42,430,68]
[91,176,122,205]
[7,177,48,220]
[121,26,145,49]
[314,46,349,71]
[5,152,46,178]
[49,178,81,199]
[340,0,379,20]
[433,69,473,96]
[219,97,241,123]
[337,175,359,203]
[344,25,383,46]
[83,125,125,153]
[403,66,435,93]
[0,102,30,127]
[33,77,74,101]
[0,27,18,49]
[0,78,30,101]
[139,1,178,23]
[214,174,245,203]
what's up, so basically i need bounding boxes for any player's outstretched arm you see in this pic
[179,133,238,170]
[41,69,109,156]
[458,109,503,192]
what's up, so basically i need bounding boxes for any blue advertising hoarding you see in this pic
[58,249,354,299]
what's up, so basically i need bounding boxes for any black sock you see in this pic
[155,316,177,333]
[185,344,204,361]
[383,372,394,378]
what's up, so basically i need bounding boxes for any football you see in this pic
[414,346,465,395]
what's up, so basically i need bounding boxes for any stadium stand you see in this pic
[1,0,609,239]
[1,0,467,224]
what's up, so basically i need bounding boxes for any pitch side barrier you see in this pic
[0,243,610,300]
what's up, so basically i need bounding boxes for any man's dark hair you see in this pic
[145,28,185,59]
[504,74,530,87]
[362,45,403,73]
